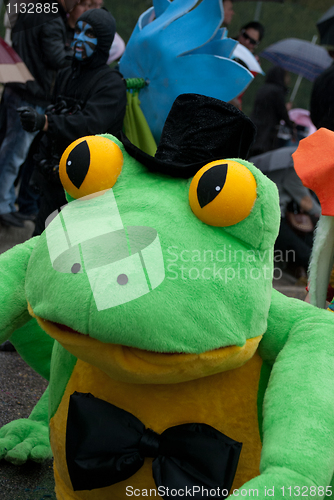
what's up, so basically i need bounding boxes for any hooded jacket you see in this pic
[310,62,334,131]
[44,8,127,159]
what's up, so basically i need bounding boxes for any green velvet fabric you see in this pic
[0,238,38,342]
[257,360,272,443]
[10,319,54,380]
[0,387,51,464]
[253,289,334,495]
[1,133,334,495]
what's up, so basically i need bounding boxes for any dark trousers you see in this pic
[33,173,67,236]
[275,217,313,270]
[16,136,41,215]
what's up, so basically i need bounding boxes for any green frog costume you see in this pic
[1,96,334,500]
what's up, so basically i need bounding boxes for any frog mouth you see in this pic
[29,304,263,384]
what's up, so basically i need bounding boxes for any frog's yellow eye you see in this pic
[189,160,257,227]
[59,136,123,199]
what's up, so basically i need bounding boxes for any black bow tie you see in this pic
[66,392,242,498]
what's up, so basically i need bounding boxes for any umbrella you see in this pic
[249,146,297,173]
[0,37,34,84]
[317,6,334,47]
[260,38,332,81]
[288,108,316,136]
[232,44,264,74]
[107,33,126,64]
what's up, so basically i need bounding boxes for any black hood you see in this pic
[75,8,116,67]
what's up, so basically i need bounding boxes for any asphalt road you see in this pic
[0,352,55,500]
[0,221,56,500]
[0,218,306,499]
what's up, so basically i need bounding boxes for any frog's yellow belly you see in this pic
[51,353,263,500]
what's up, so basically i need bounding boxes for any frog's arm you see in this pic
[0,238,55,380]
[0,239,54,464]
[0,342,79,465]
[237,289,334,498]
[0,238,38,342]
[0,320,54,463]
[10,319,54,381]
[0,386,51,464]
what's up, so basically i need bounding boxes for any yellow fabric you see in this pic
[30,305,262,384]
[51,355,263,499]
[123,92,157,156]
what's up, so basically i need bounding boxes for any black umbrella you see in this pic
[317,6,334,47]
[260,38,332,82]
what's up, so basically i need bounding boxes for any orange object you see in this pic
[293,128,334,216]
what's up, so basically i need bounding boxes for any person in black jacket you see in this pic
[310,62,334,131]
[19,8,127,235]
[0,0,73,227]
[249,66,294,156]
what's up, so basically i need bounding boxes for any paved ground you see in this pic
[0,221,56,499]
[0,220,307,499]
[0,353,55,500]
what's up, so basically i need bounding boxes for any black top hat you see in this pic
[119,94,256,179]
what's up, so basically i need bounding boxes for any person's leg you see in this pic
[16,135,42,216]
[0,87,43,220]
[33,174,67,236]
[15,158,40,217]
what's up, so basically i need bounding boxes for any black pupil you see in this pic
[197,163,228,208]
[66,140,91,189]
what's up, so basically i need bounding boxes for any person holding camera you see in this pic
[18,8,127,235]
[0,0,76,228]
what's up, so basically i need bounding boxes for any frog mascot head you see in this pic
[2,95,334,500]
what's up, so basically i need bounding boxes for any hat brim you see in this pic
[118,94,256,178]
[118,131,228,178]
